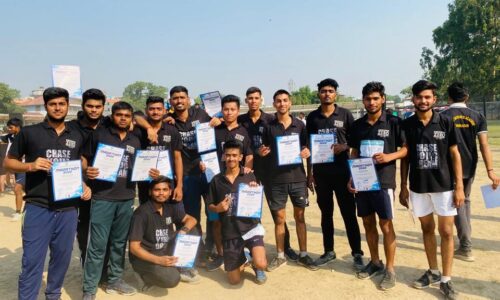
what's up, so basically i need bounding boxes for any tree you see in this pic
[400,86,413,99]
[0,83,25,114]
[420,0,499,102]
[291,86,318,105]
[122,81,168,111]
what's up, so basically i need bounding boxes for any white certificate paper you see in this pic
[360,140,384,158]
[201,151,220,183]
[200,91,222,117]
[93,143,125,182]
[173,234,201,268]
[157,150,173,179]
[481,185,500,209]
[51,160,83,201]
[348,158,381,191]
[131,150,160,181]
[196,122,216,153]
[276,135,302,166]
[236,184,263,218]
[51,65,82,98]
[310,134,335,164]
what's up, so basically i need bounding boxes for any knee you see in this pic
[273,212,286,225]
[294,210,305,224]
[379,220,394,236]
[420,222,435,234]
[252,256,267,270]
[227,274,241,285]
[438,225,453,239]
[160,270,181,288]
[362,217,376,230]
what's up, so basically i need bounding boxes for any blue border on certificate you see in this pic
[276,135,302,166]
[92,143,124,182]
[51,160,84,202]
[195,123,216,153]
[310,133,335,164]
[236,183,263,219]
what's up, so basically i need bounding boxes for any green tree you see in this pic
[291,86,318,105]
[400,86,413,99]
[0,83,25,114]
[420,0,499,102]
[122,81,168,111]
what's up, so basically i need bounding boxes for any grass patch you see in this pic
[487,120,500,146]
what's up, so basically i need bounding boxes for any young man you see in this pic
[4,87,91,300]
[129,176,197,291]
[400,80,465,300]
[238,87,298,261]
[207,140,267,284]
[347,82,407,290]
[82,101,141,299]
[306,78,364,269]
[259,89,316,271]
[440,82,499,262]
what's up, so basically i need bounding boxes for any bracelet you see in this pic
[27,163,32,172]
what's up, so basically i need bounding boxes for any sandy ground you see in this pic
[1,150,499,300]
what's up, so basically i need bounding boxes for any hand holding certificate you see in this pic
[348,158,381,192]
[51,160,83,201]
[196,122,216,153]
[236,183,263,218]
[276,135,302,166]
[360,140,384,158]
[173,234,201,268]
[480,185,500,208]
[200,91,222,117]
[157,150,173,179]
[201,151,220,182]
[92,143,125,182]
[131,150,173,181]
[310,134,335,164]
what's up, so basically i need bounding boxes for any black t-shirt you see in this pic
[8,122,85,209]
[348,111,405,189]
[128,200,186,260]
[306,105,354,174]
[402,110,458,193]
[262,116,307,184]
[440,103,487,178]
[83,125,141,201]
[171,107,212,176]
[214,123,252,166]
[66,116,110,142]
[205,169,259,240]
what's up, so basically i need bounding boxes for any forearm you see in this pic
[181,215,197,231]
[244,154,253,169]
[134,115,153,130]
[130,242,164,265]
[4,157,32,173]
[450,147,463,188]
[479,140,494,171]
[400,156,409,187]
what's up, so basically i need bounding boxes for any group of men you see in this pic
[4,78,498,300]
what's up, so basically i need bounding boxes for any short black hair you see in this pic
[146,96,165,106]
[43,87,69,104]
[317,78,339,91]
[133,110,145,117]
[7,117,22,128]
[246,87,262,96]
[223,139,243,153]
[273,89,290,101]
[447,82,469,103]
[82,88,106,107]
[362,81,385,98]
[221,94,240,108]
[149,176,173,191]
[169,86,188,97]
[111,101,134,115]
[412,80,437,96]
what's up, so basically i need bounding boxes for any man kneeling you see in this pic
[129,176,197,291]
[207,140,268,284]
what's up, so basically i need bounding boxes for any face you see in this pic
[150,182,172,203]
[45,97,68,122]
[245,92,262,111]
[146,102,166,122]
[83,99,104,120]
[169,92,189,112]
[273,93,291,115]
[222,102,239,123]
[224,147,243,169]
[412,89,436,112]
[362,92,385,114]
[7,125,20,135]
[318,85,336,104]
[112,109,133,130]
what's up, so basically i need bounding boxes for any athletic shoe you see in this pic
[356,261,385,279]
[206,255,224,272]
[378,270,396,290]
[313,251,336,267]
[266,256,287,272]
[440,281,458,300]
[133,272,151,292]
[454,248,475,262]
[284,247,299,262]
[11,212,21,222]
[252,266,267,285]
[180,268,201,284]
[353,254,365,271]
[105,279,137,296]
[82,293,96,300]
[412,269,441,289]
[297,255,319,271]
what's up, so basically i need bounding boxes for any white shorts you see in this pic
[409,191,457,217]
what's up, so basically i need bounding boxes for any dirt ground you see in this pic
[1,149,499,300]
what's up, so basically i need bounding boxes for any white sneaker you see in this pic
[11,212,21,222]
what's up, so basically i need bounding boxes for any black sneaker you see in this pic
[297,255,319,271]
[313,251,336,267]
[206,255,224,272]
[356,261,384,279]
[105,279,137,296]
[353,254,365,271]
[284,247,299,262]
[440,281,458,300]
[266,256,287,272]
[378,270,396,290]
[412,269,441,289]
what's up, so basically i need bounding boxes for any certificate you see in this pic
[348,158,381,191]
[200,91,222,117]
[196,122,216,153]
[157,150,173,179]
[173,234,201,268]
[51,160,83,201]
[481,185,500,209]
[310,134,335,164]
[131,150,160,181]
[236,184,263,218]
[360,140,384,158]
[92,143,125,182]
[201,151,220,183]
[51,65,82,98]
[276,135,302,166]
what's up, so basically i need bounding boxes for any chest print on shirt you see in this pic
[163,135,171,143]
[126,145,135,155]
[433,131,445,140]
[377,129,390,138]
[334,120,344,128]
[191,120,200,127]
[165,217,172,225]
[259,126,264,133]
[416,143,439,169]
[65,139,76,149]
[234,134,244,142]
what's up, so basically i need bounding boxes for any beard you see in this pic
[415,105,433,113]
[46,114,66,124]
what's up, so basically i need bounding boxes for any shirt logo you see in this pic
[378,129,390,138]
[334,120,344,128]
[234,134,244,142]
[416,143,439,169]
[65,139,76,149]
[165,217,172,225]
[433,131,445,140]
[163,135,171,143]
[126,145,135,154]
[191,120,200,127]
[259,126,264,133]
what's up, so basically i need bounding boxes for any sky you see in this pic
[0,0,452,104]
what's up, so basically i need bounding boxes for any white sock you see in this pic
[277,252,285,259]
[441,276,451,283]
[430,269,440,276]
[299,251,307,258]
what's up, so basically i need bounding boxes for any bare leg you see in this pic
[438,215,455,277]
[294,207,307,252]
[419,214,438,270]
[379,219,396,273]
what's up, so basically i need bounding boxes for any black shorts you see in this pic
[223,235,264,272]
[355,189,394,220]
[268,182,308,211]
